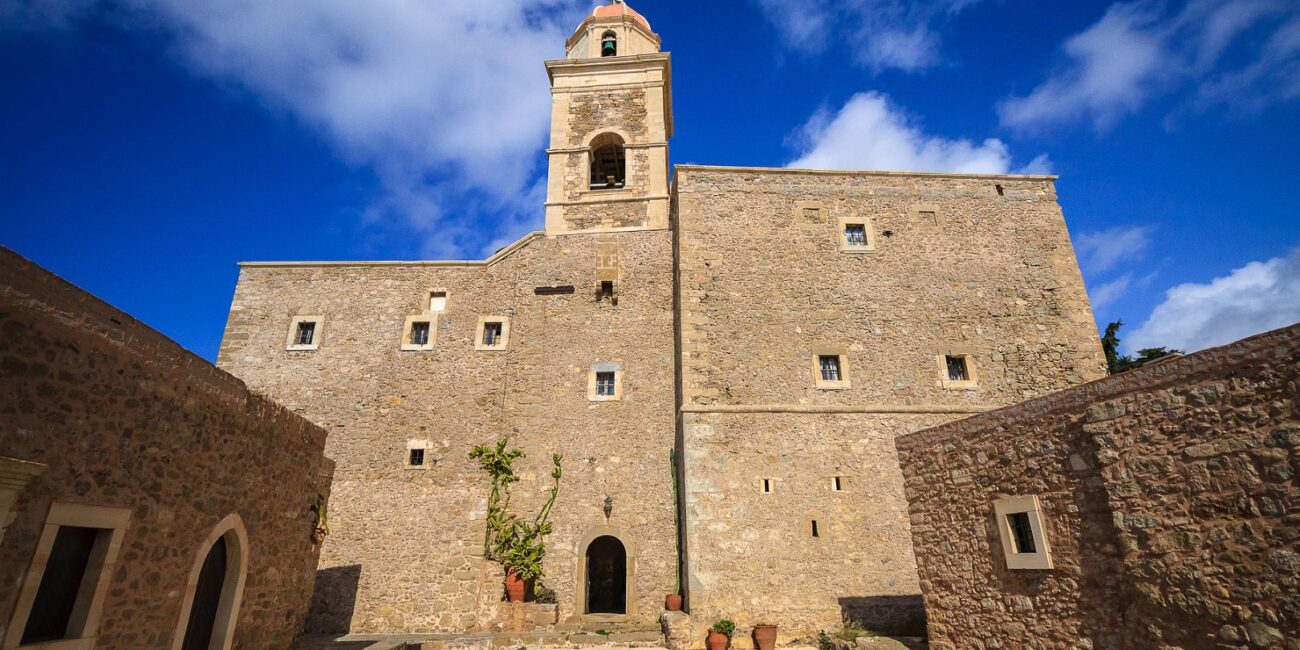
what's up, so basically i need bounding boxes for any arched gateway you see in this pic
[585,536,627,614]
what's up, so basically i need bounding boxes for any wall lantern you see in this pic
[603,495,614,521]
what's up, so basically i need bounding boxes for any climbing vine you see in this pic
[469,438,563,582]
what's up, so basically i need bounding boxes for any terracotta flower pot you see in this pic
[706,630,730,650]
[504,568,528,602]
[665,594,683,611]
[753,625,777,650]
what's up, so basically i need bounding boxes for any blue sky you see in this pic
[2,0,1298,362]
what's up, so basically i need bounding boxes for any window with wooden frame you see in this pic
[285,315,323,351]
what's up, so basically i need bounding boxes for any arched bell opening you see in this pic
[589,133,627,190]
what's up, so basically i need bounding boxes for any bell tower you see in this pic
[543,1,672,235]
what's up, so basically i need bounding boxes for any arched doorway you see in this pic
[585,535,627,614]
[172,514,248,650]
[182,537,227,650]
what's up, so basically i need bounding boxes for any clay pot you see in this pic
[665,594,683,611]
[753,625,777,650]
[504,568,528,602]
[706,631,730,650]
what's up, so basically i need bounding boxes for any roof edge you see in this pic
[238,231,545,269]
[673,164,1058,182]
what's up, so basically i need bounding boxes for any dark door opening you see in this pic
[585,536,627,614]
[182,536,228,650]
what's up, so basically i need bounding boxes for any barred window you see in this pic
[295,322,316,346]
[409,321,430,346]
[409,448,425,467]
[844,224,867,247]
[482,322,503,346]
[946,355,969,381]
[595,371,616,397]
[819,355,841,382]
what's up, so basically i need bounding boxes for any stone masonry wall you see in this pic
[218,230,677,633]
[673,167,1106,646]
[896,323,1300,649]
[0,247,334,649]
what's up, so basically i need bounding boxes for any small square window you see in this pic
[938,352,978,389]
[812,350,851,389]
[946,355,969,381]
[588,364,622,401]
[845,224,866,246]
[474,317,510,351]
[429,290,448,312]
[406,440,432,470]
[819,356,841,382]
[286,316,323,351]
[595,371,616,396]
[993,496,1053,570]
[598,280,616,302]
[402,316,435,351]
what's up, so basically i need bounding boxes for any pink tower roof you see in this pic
[592,2,651,31]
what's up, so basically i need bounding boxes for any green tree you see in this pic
[1101,320,1182,374]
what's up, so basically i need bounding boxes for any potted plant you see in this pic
[707,619,735,650]
[665,593,683,611]
[470,438,563,603]
[753,623,777,650]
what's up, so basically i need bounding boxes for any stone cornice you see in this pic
[238,231,545,269]
[680,404,993,415]
[674,164,1058,183]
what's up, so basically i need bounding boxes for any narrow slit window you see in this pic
[946,355,969,381]
[844,224,867,247]
[409,321,430,346]
[1007,512,1036,554]
[595,371,617,397]
[811,520,820,538]
[762,479,772,494]
[819,355,842,382]
[832,476,843,492]
[482,322,503,346]
[295,322,316,346]
[409,448,425,467]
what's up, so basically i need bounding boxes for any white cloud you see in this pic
[1000,0,1300,130]
[754,0,983,73]
[1075,225,1153,274]
[1089,274,1132,311]
[1127,248,1300,353]
[6,0,588,258]
[788,92,1049,174]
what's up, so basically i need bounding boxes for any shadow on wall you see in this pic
[305,564,362,634]
[838,596,926,637]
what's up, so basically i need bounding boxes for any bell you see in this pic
[602,38,617,57]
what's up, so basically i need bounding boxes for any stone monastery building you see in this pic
[217,1,1107,642]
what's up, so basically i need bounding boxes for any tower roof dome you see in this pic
[592,1,650,31]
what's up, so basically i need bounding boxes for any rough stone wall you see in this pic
[673,167,1106,645]
[896,324,1300,649]
[218,231,677,633]
[0,247,333,649]
[567,89,649,145]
